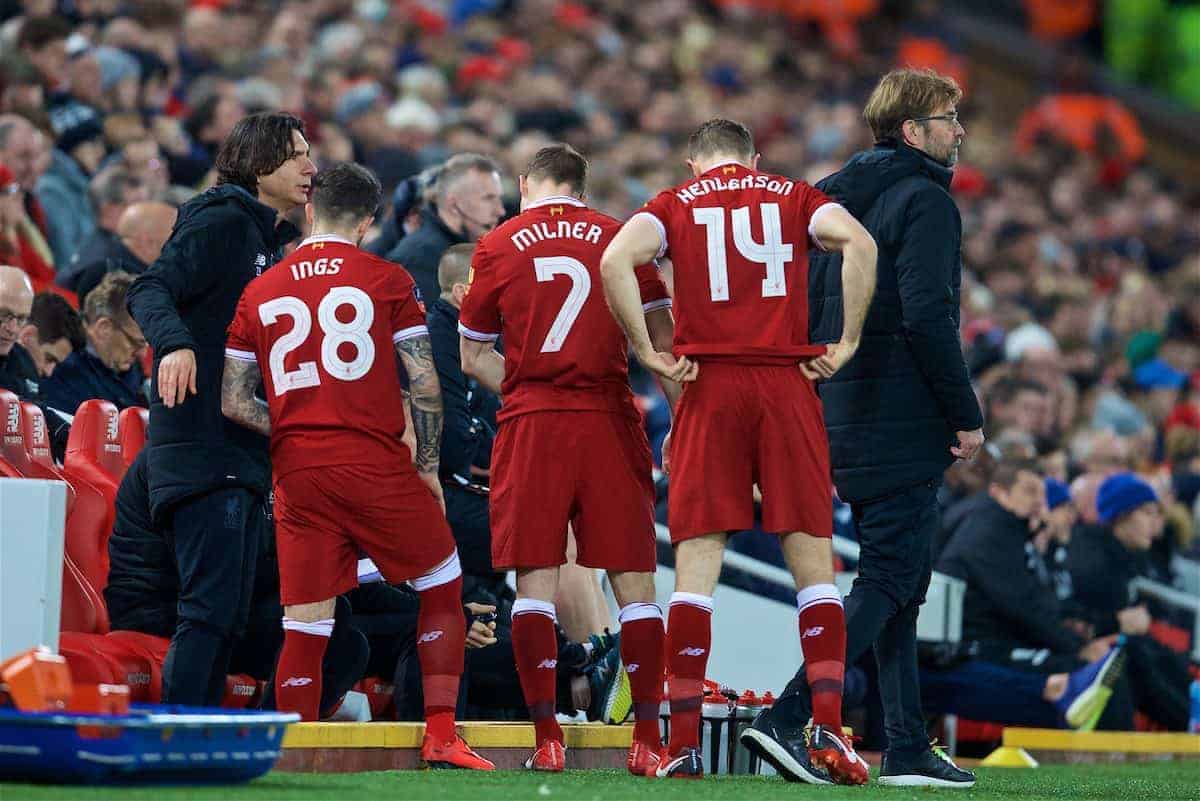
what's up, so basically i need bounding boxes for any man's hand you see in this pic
[637,349,698,384]
[464,602,498,649]
[1117,604,1151,636]
[661,430,673,475]
[419,470,446,512]
[159,348,197,408]
[951,428,985,460]
[800,339,858,381]
[1078,635,1119,663]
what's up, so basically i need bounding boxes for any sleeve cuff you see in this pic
[630,212,668,259]
[807,202,844,251]
[392,324,429,343]
[642,298,672,313]
[457,321,500,342]
[224,347,257,361]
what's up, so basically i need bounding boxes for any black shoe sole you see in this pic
[740,727,832,785]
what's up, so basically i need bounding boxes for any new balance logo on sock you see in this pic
[537,659,558,669]
[677,647,706,656]
[626,663,639,673]
[280,677,313,687]
[802,626,825,638]
[418,630,444,643]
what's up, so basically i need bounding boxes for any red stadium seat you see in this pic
[60,553,110,634]
[58,632,122,684]
[101,630,170,702]
[117,406,149,466]
[0,389,28,477]
[61,400,124,594]
[16,402,77,510]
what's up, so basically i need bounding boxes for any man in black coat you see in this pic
[125,112,313,706]
[425,243,501,579]
[42,270,148,414]
[385,153,504,306]
[746,70,983,788]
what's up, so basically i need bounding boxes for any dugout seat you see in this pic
[60,553,110,634]
[0,389,26,477]
[118,406,149,466]
[61,400,124,594]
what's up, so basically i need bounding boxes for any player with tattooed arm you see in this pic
[221,162,492,770]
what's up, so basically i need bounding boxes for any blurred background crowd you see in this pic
[0,0,1197,738]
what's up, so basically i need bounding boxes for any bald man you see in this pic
[0,264,71,457]
[74,201,176,303]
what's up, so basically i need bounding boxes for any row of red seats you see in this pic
[0,391,259,707]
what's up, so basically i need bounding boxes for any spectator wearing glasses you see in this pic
[41,270,147,414]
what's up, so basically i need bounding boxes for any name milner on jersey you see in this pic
[674,174,795,204]
[510,220,604,253]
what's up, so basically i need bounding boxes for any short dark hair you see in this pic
[990,457,1042,491]
[214,112,305,194]
[183,93,223,140]
[524,144,588,194]
[28,292,84,351]
[310,162,382,226]
[17,16,72,51]
[687,118,754,163]
[988,376,1049,409]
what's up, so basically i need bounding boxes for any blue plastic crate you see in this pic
[0,704,298,784]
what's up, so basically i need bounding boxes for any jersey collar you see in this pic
[701,159,752,177]
[299,233,355,248]
[525,195,586,211]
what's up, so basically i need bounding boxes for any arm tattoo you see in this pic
[396,334,443,474]
[221,357,271,437]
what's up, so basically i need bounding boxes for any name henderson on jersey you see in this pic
[673,173,795,204]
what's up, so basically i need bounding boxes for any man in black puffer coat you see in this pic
[125,113,311,706]
[746,70,983,788]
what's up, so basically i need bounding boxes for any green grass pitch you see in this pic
[4,764,1198,801]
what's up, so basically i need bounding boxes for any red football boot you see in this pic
[420,734,496,771]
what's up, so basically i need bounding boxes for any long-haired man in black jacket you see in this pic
[126,112,314,706]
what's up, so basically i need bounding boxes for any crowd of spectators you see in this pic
[0,0,1196,736]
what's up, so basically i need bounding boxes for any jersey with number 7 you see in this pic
[458,196,670,422]
[225,234,426,481]
[634,161,837,361]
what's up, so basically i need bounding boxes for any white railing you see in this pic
[1130,577,1200,662]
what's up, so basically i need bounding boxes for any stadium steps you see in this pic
[278,722,632,771]
[990,728,1200,765]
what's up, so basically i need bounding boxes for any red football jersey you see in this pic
[225,235,427,480]
[636,161,838,361]
[458,195,671,422]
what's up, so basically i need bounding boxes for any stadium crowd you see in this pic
[0,0,1197,757]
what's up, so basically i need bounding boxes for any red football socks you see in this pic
[275,618,333,721]
[618,603,666,747]
[512,598,563,746]
[665,592,712,754]
[413,568,466,743]
[797,584,846,731]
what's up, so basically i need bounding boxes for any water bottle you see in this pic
[1189,679,1200,734]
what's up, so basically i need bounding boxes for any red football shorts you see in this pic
[274,461,456,606]
[667,361,833,543]
[490,410,657,572]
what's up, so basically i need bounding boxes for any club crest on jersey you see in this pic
[550,205,564,216]
[413,284,426,313]
[722,165,737,175]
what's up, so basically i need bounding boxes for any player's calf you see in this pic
[275,598,337,721]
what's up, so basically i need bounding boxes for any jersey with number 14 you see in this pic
[225,235,426,481]
[635,161,837,362]
[458,196,671,422]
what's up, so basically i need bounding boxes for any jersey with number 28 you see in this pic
[635,161,837,362]
[225,235,427,480]
[458,196,670,422]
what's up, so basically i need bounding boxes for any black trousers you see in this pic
[776,479,939,758]
[161,487,263,706]
[443,483,495,577]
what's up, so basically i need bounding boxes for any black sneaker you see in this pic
[654,746,704,779]
[739,709,832,785]
[877,743,975,788]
